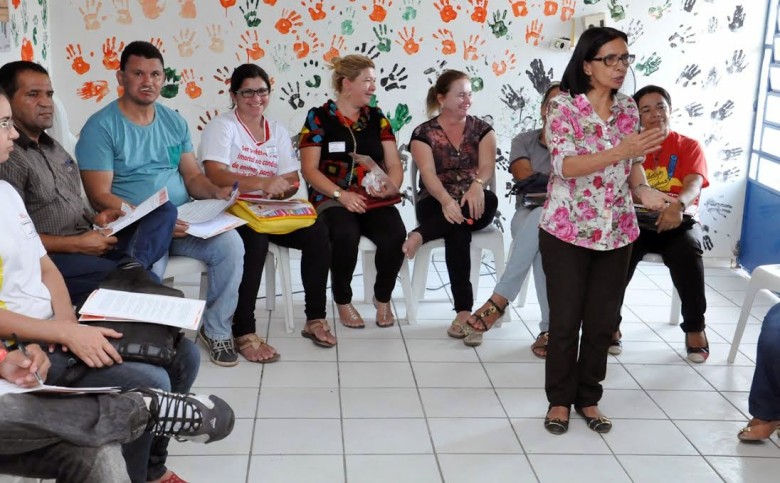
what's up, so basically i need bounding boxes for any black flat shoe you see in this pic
[575,406,612,433]
[544,406,570,435]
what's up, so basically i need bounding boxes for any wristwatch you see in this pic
[677,199,686,212]
[333,189,341,200]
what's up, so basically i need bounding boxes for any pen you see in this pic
[12,333,44,386]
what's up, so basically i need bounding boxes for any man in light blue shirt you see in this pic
[76,41,244,369]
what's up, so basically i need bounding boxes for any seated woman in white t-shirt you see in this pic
[201,64,336,357]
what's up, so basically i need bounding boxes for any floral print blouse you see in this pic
[540,91,640,251]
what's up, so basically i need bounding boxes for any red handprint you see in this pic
[263,0,278,4]
[560,0,575,21]
[275,9,304,34]
[462,34,485,61]
[77,80,110,102]
[432,28,456,55]
[213,66,232,95]
[469,0,488,23]
[66,44,91,75]
[491,50,516,76]
[238,30,266,61]
[509,0,528,17]
[148,37,165,52]
[12,0,20,7]
[102,37,124,70]
[363,0,392,22]
[294,29,323,59]
[219,0,236,11]
[181,69,202,99]
[322,35,346,63]
[525,19,543,46]
[197,109,220,131]
[543,0,558,16]
[396,27,421,55]
[301,0,327,21]
[20,39,33,61]
[434,0,460,23]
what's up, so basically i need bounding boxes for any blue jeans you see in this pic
[0,392,149,482]
[50,201,178,305]
[494,207,550,332]
[749,303,780,421]
[153,230,244,340]
[45,338,200,482]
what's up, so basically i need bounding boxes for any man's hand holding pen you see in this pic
[0,344,50,387]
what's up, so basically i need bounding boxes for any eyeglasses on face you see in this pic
[236,88,270,98]
[590,54,636,67]
[0,118,14,130]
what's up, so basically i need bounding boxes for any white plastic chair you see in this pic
[162,255,208,300]
[640,253,681,325]
[359,236,416,324]
[263,242,296,334]
[409,163,505,307]
[728,264,780,363]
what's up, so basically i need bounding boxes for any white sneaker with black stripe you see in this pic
[137,388,235,444]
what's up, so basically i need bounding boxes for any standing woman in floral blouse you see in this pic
[540,27,672,435]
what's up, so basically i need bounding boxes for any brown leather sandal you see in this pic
[531,331,549,359]
[301,319,337,348]
[235,333,280,363]
[463,298,507,347]
[447,318,467,338]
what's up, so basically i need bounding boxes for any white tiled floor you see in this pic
[167,256,780,482]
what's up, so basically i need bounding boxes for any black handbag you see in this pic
[85,320,184,366]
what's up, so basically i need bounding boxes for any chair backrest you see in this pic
[409,158,496,206]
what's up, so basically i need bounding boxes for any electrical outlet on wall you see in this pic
[583,13,606,30]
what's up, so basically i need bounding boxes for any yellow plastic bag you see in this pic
[228,198,317,235]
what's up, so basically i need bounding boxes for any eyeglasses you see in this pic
[236,88,270,98]
[590,54,636,67]
[0,118,14,130]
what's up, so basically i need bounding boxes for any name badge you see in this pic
[20,214,38,239]
[329,141,346,153]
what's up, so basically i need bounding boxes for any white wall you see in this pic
[1,1,48,68]
[44,0,766,260]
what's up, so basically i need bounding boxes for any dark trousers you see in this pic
[620,223,706,333]
[320,205,405,304]
[50,201,177,306]
[413,190,498,312]
[540,229,632,408]
[233,220,331,336]
[749,303,780,421]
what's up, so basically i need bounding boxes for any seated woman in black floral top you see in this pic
[300,54,405,329]
[401,70,498,345]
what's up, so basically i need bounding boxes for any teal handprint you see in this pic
[648,0,672,20]
[373,25,392,53]
[402,0,420,21]
[40,0,48,27]
[608,0,626,21]
[488,10,510,38]
[341,6,355,35]
[388,103,412,133]
[636,53,662,76]
[466,66,484,92]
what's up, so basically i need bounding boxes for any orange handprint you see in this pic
[462,34,485,61]
[174,28,199,57]
[469,0,488,23]
[238,30,266,62]
[275,9,304,34]
[263,0,278,4]
[491,50,516,76]
[525,19,543,46]
[301,0,327,20]
[434,0,460,23]
[77,80,110,102]
[20,38,34,61]
[509,0,528,17]
[395,27,421,55]
[149,37,165,52]
[66,44,91,75]
[294,29,323,59]
[432,28,456,55]
[363,0,392,22]
[138,0,165,19]
[113,0,133,24]
[12,0,20,7]
[181,69,202,99]
[322,35,346,63]
[102,37,125,70]
[560,0,575,21]
[213,65,232,95]
[219,0,237,12]
[178,0,197,18]
[79,0,107,30]
[543,0,558,16]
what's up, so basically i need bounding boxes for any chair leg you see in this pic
[362,249,377,304]
[276,248,295,334]
[669,287,681,325]
[411,247,432,303]
[469,246,482,298]
[398,259,416,324]
[728,287,759,363]
[265,251,276,312]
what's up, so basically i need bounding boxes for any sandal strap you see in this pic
[236,333,267,351]
[469,297,507,331]
[532,331,549,350]
[307,319,331,333]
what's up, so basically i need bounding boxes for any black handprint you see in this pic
[676,64,701,87]
[701,224,714,251]
[626,19,644,46]
[727,5,745,32]
[726,49,747,74]
[424,60,448,85]
[707,16,718,33]
[380,64,408,91]
[703,199,733,219]
[668,25,695,50]
[495,147,509,172]
[354,42,380,60]
[683,0,696,13]
[684,102,703,117]
[239,0,261,28]
[705,67,720,88]
[525,59,553,94]
[718,146,743,161]
[710,100,734,120]
[281,82,305,110]
[500,84,525,111]
[713,166,742,182]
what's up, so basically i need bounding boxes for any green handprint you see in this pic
[648,0,672,20]
[489,10,510,38]
[388,103,412,133]
[40,0,48,28]
[341,7,355,35]
[466,67,484,92]
[21,1,29,34]
[402,0,420,21]
[305,74,322,88]
[608,0,626,21]
[41,43,47,61]
[636,53,662,76]
[161,67,181,99]
[33,24,38,46]
[583,0,602,3]
[9,16,19,45]
[369,94,378,108]
[240,0,261,28]
[373,25,392,53]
